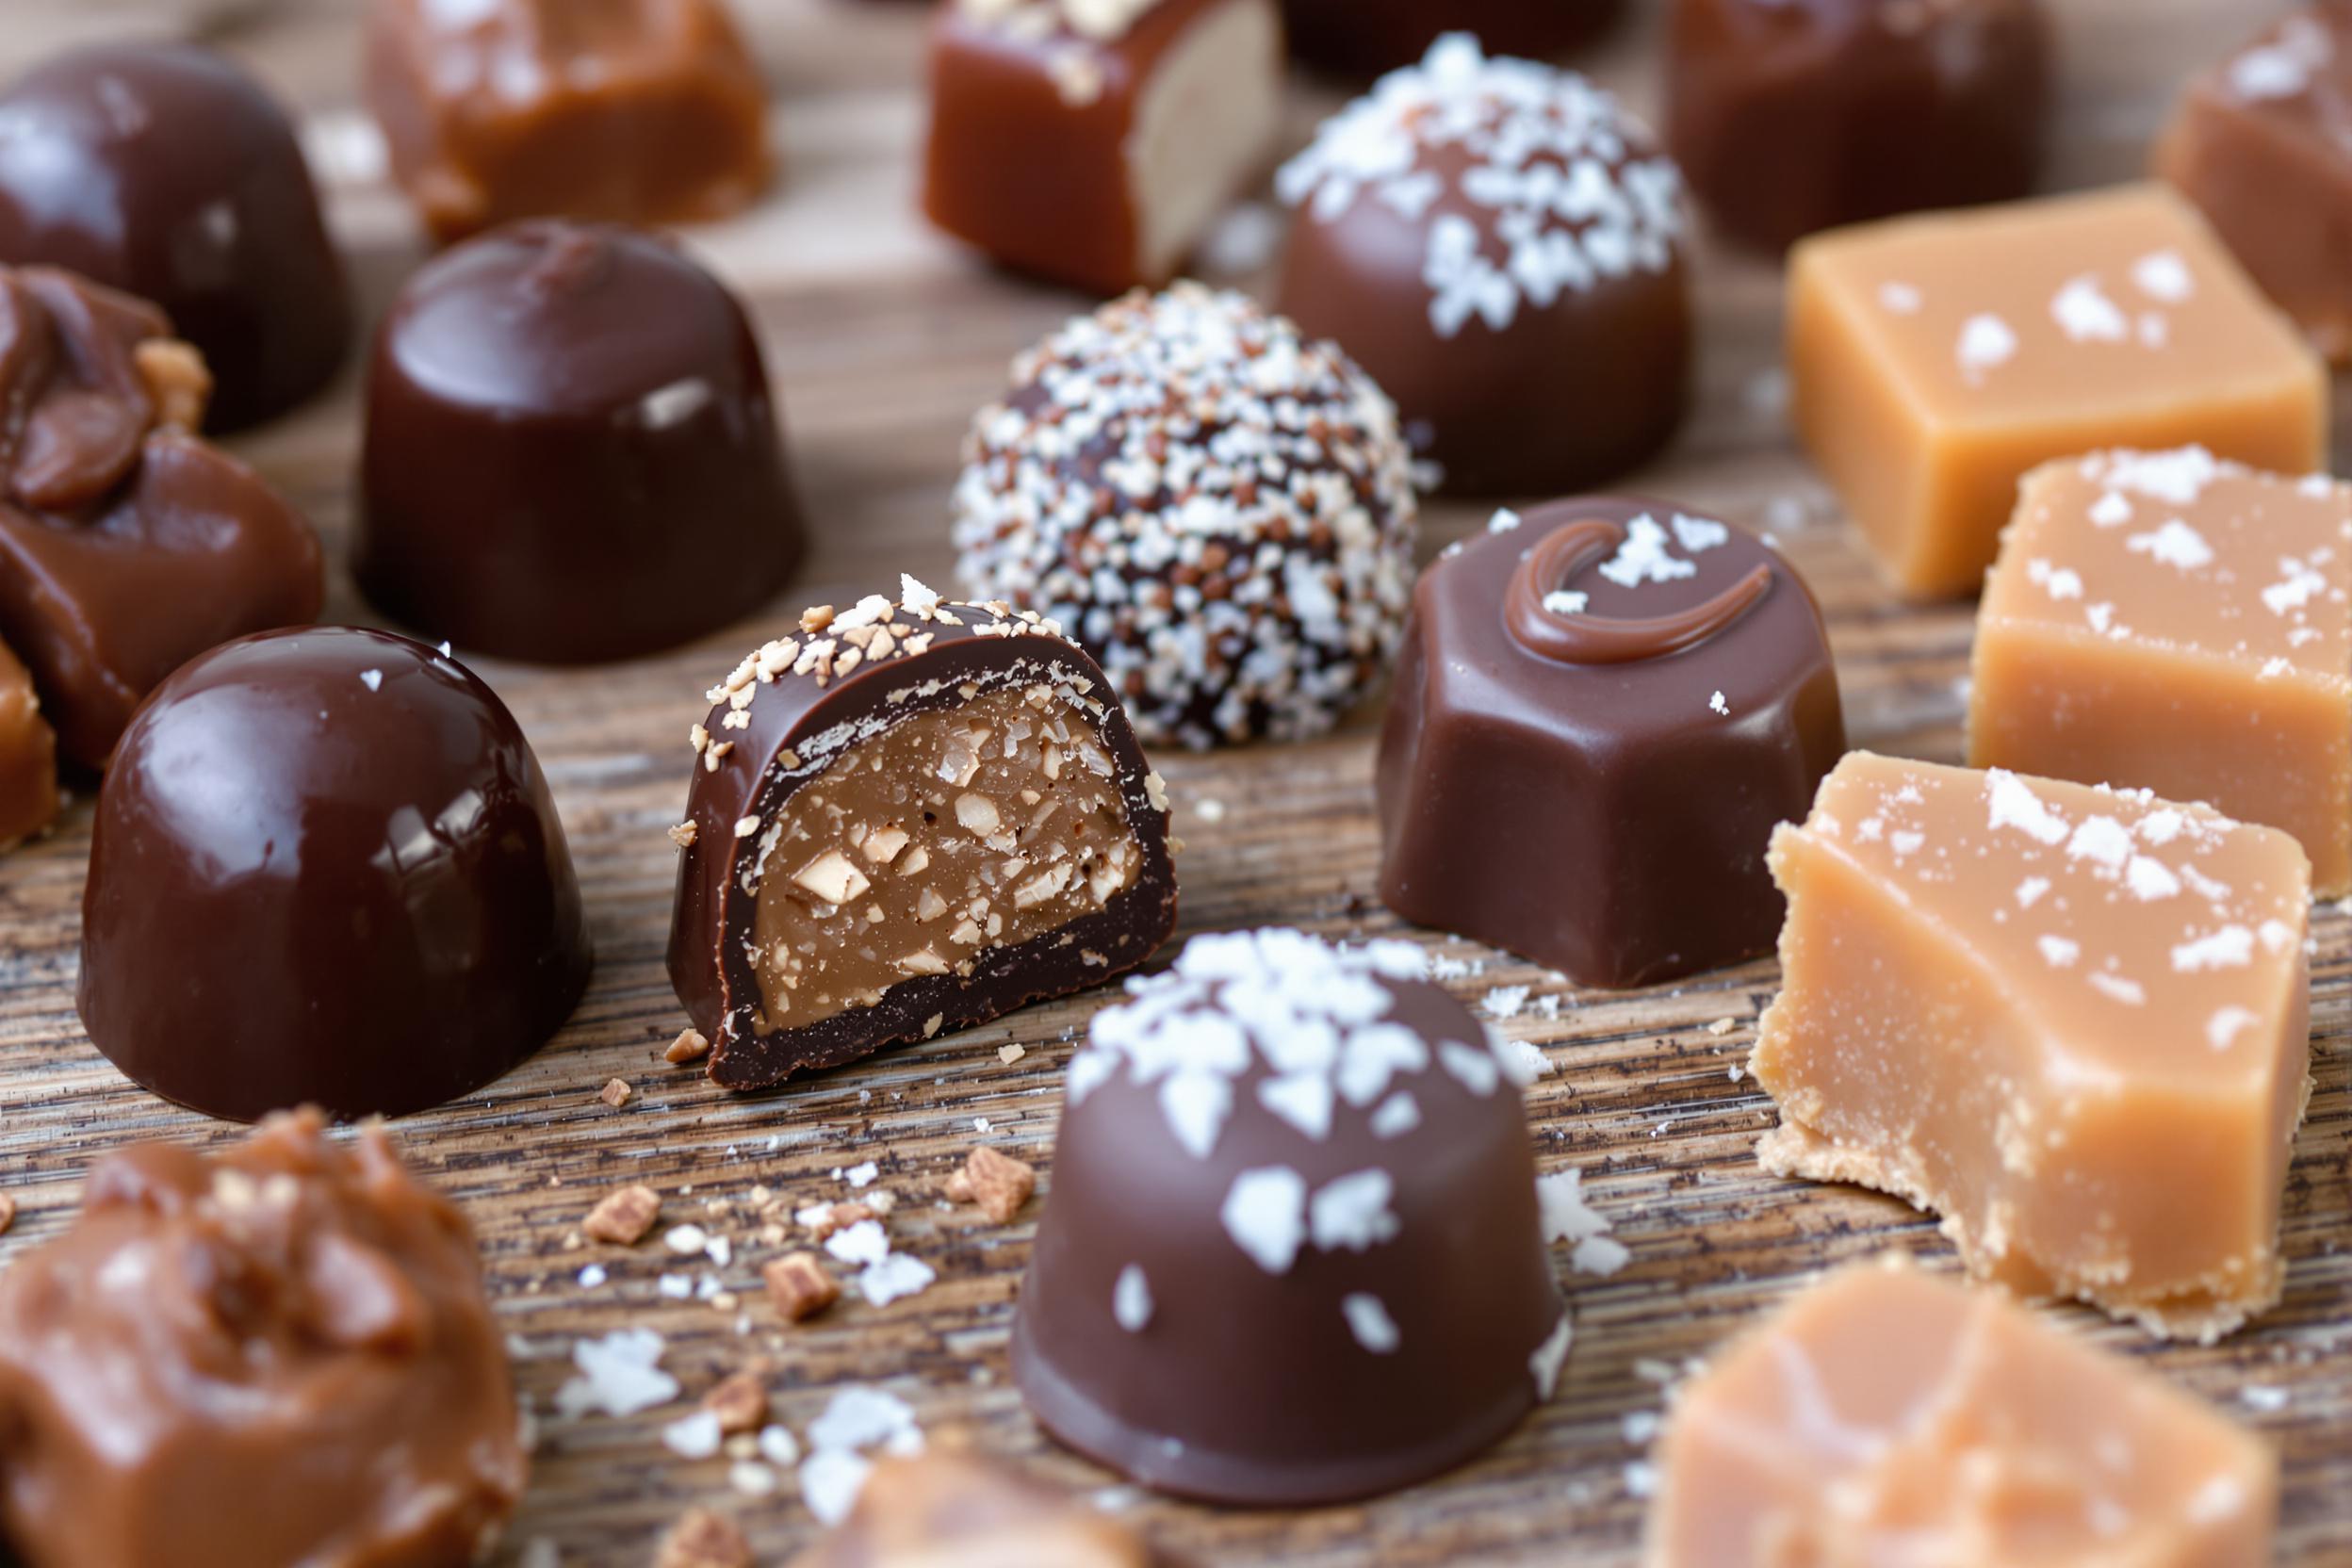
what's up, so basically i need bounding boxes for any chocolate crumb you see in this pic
[703,1364,772,1435]
[582,1184,662,1246]
[945,1145,1037,1225]
[598,1078,633,1108]
[799,1200,878,1241]
[762,1251,840,1323]
[665,1028,712,1065]
[655,1507,752,1568]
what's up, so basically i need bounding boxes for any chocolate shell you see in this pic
[1282,0,1625,78]
[1013,929,1569,1506]
[78,627,591,1121]
[667,580,1178,1090]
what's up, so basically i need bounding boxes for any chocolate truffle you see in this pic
[790,1451,1168,1568]
[1665,0,2052,253]
[365,0,773,244]
[355,220,803,665]
[0,43,351,432]
[1377,498,1845,988]
[953,284,1417,749]
[1014,929,1569,1506]
[1275,35,1692,497]
[921,0,1284,295]
[668,579,1179,1091]
[0,266,323,769]
[0,1110,528,1567]
[79,627,592,1121]
[1282,0,1625,79]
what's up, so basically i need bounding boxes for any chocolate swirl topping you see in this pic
[1503,514,1771,664]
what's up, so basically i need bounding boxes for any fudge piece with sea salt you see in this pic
[1755,753,2311,1341]
[1647,1261,2278,1568]
[1970,448,2352,896]
[1788,185,2326,598]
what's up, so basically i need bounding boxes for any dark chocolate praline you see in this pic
[355,220,804,665]
[1282,0,1625,78]
[78,626,591,1122]
[0,43,352,432]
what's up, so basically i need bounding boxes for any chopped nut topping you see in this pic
[703,1364,772,1435]
[861,825,910,864]
[583,1184,662,1245]
[763,1251,841,1322]
[899,947,951,975]
[665,1028,712,1065]
[599,1078,633,1109]
[733,815,761,839]
[669,821,698,849]
[655,1508,753,1568]
[133,337,211,432]
[945,1145,1037,1225]
[792,850,870,906]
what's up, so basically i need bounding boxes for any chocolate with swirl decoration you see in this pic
[1376,497,1846,988]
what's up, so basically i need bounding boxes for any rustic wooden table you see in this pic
[0,1,2344,1563]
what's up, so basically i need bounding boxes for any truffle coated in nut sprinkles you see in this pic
[952,283,1419,751]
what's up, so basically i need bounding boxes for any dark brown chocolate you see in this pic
[1013,929,1568,1506]
[79,627,592,1121]
[0,267,321,769]
[1665,0,2052,253]
[1377,498,1846,988]
[667,581,1178,1091]
[355,220,803,664]
[0,1111,527,1567]
[365,0,773,243]
[1282,0,1625,78]
[1275,35,1692,498]
[0,43,351,432]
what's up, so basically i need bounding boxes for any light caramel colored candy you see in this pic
[1971,449,2352,896]
[1646,1261,2278,1568]
[1788,185,2326,598]
[789,1450,1157,1568]
[1756,753,2311,1341]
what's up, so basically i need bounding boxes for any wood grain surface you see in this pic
[0,1,2346,1563]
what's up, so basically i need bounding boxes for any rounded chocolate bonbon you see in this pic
[1377,498,1846,988]
[1282,0,1625,79]
[0,43,352,431]
[1665,0,2052,253]
[1275,35,1692,498]
[79,627,592,1121]
[355,220,804,664]
[1014,928,1568,1506]
[953,283,1417,750]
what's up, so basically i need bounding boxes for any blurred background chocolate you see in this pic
[1282,0,1625,78]
[365,0,773,244]
[0,266,321,769]
[1276,35,1691,497]
[1378,499,1845,988]
[0,1110,527,1566]
[355,220,803,664]
[789,1451,1168,1567]
[79,627,592,1121]
[1665,0,2052,253]
[1014,929,1568,1506]
[0,42,351,431]
[922,0,1283,295]
[0,641,57,850]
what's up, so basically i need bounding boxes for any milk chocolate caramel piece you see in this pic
[1788,186,2327,599]
[2156,8,2352,364]
[0,1110,528,1568]
[1756,754,2311,1340]
[0,638,57,849]
[1013,930,1567,1506]
[0,43,351,432]
[789,1451,1166,1568]
[1276,35,1691,497]
[365,0,773,244]
[1378,499,1845,989]
[80,627,592,1121]
[1664,0,2051,253]
[0,266,323,768]
[921,0,1283,295]
[1972,449,2352,897]
[1281,0,1624,79]
[1647,1261,2278,1567]
[666,580,1178,1090]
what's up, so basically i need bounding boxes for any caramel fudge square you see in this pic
[1788,185,2326,598]
[1756,753,2311,1342]
[1971,448,2352,896]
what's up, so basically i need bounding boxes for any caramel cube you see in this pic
[0,638,57,851]
[1755,753,2311,1341]
[1788,186,2326,598]
[1647,1262,2278,1567]
[1971,449,2352,895]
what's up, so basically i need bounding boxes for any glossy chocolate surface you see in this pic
[1282,0,1625,77]
[668,590,1178,1091]
[1666,0,2052,253]
[79,627,591,1121]
[0,1111,527,1568]
[0,266,321,769]
[0,43,351,431]
[1377,498,1846,988]
[356,220,803,664]
[1013,930,1567,1506]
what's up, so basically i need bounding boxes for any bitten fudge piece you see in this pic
[1971,449,2352,896]
[2157,7,2352,363]
[0,639,57,849]
[921,0,1283,295]
[1647,1262,2278,1568]
[1756,754,2311,1341]
[1788,186,2325,598]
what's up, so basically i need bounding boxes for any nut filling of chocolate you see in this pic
[747,682,1142,1032]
